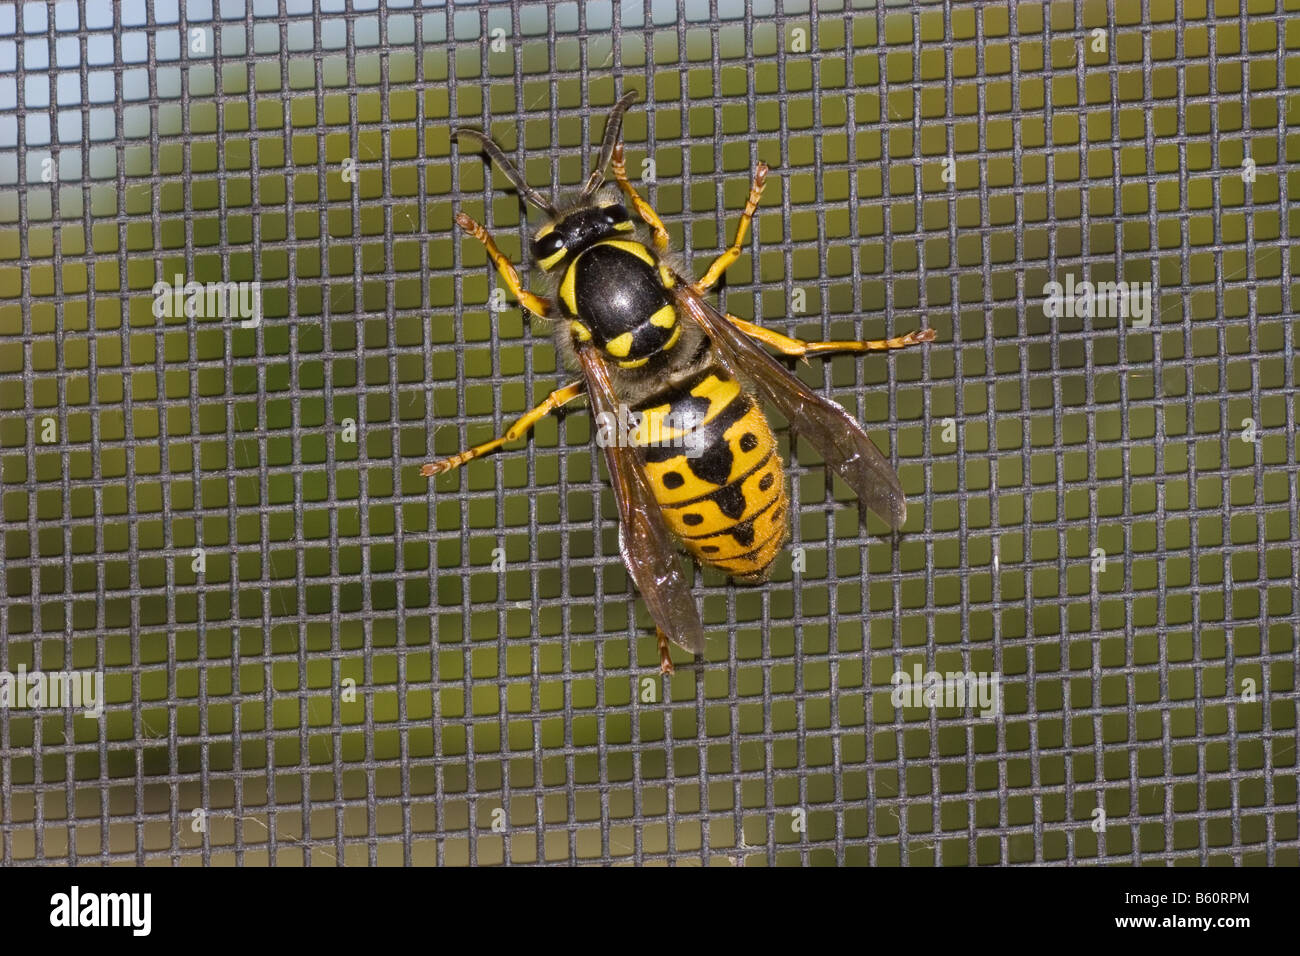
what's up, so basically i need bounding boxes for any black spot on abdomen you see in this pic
[646,391,753,485]
[690,438,734,487]
[729,520,755,547]
[710,481,747,520]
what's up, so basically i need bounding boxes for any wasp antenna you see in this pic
[453,126,558,217]
[580,90,640,199]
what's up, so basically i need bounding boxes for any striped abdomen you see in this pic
[632,368,788,582]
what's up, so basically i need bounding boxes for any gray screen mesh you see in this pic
[0,0,1296,866]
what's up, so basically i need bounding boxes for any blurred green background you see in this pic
[0,0,1296,865]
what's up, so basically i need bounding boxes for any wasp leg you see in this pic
[455,212,553,317]
[611,142,671,253]
[656,628,675,675]
[693,162,770,294]
[727,315,936,358]
[422,380,585,476]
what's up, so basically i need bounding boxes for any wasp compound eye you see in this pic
[602,203,630,224]
[533,232,565,261]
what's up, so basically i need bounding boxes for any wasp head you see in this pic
[530,199,634,271]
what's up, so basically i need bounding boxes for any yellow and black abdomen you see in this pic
[632,369,789,582]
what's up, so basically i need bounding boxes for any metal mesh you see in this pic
[1,0,1297,866]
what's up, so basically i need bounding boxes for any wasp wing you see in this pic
[575,343,707,655]
[674,286,908,530]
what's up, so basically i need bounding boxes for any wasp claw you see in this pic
[657,629,676,674]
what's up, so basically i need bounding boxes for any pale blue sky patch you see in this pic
[22,2,46,35]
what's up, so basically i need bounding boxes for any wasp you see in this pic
[425,91,934,673]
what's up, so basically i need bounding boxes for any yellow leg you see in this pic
[455,212,553,317]
[611,142,671,253]
[421,381,585,476]
[656,628,675,675]
[728,315,936,358]
[693,162,770,293]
